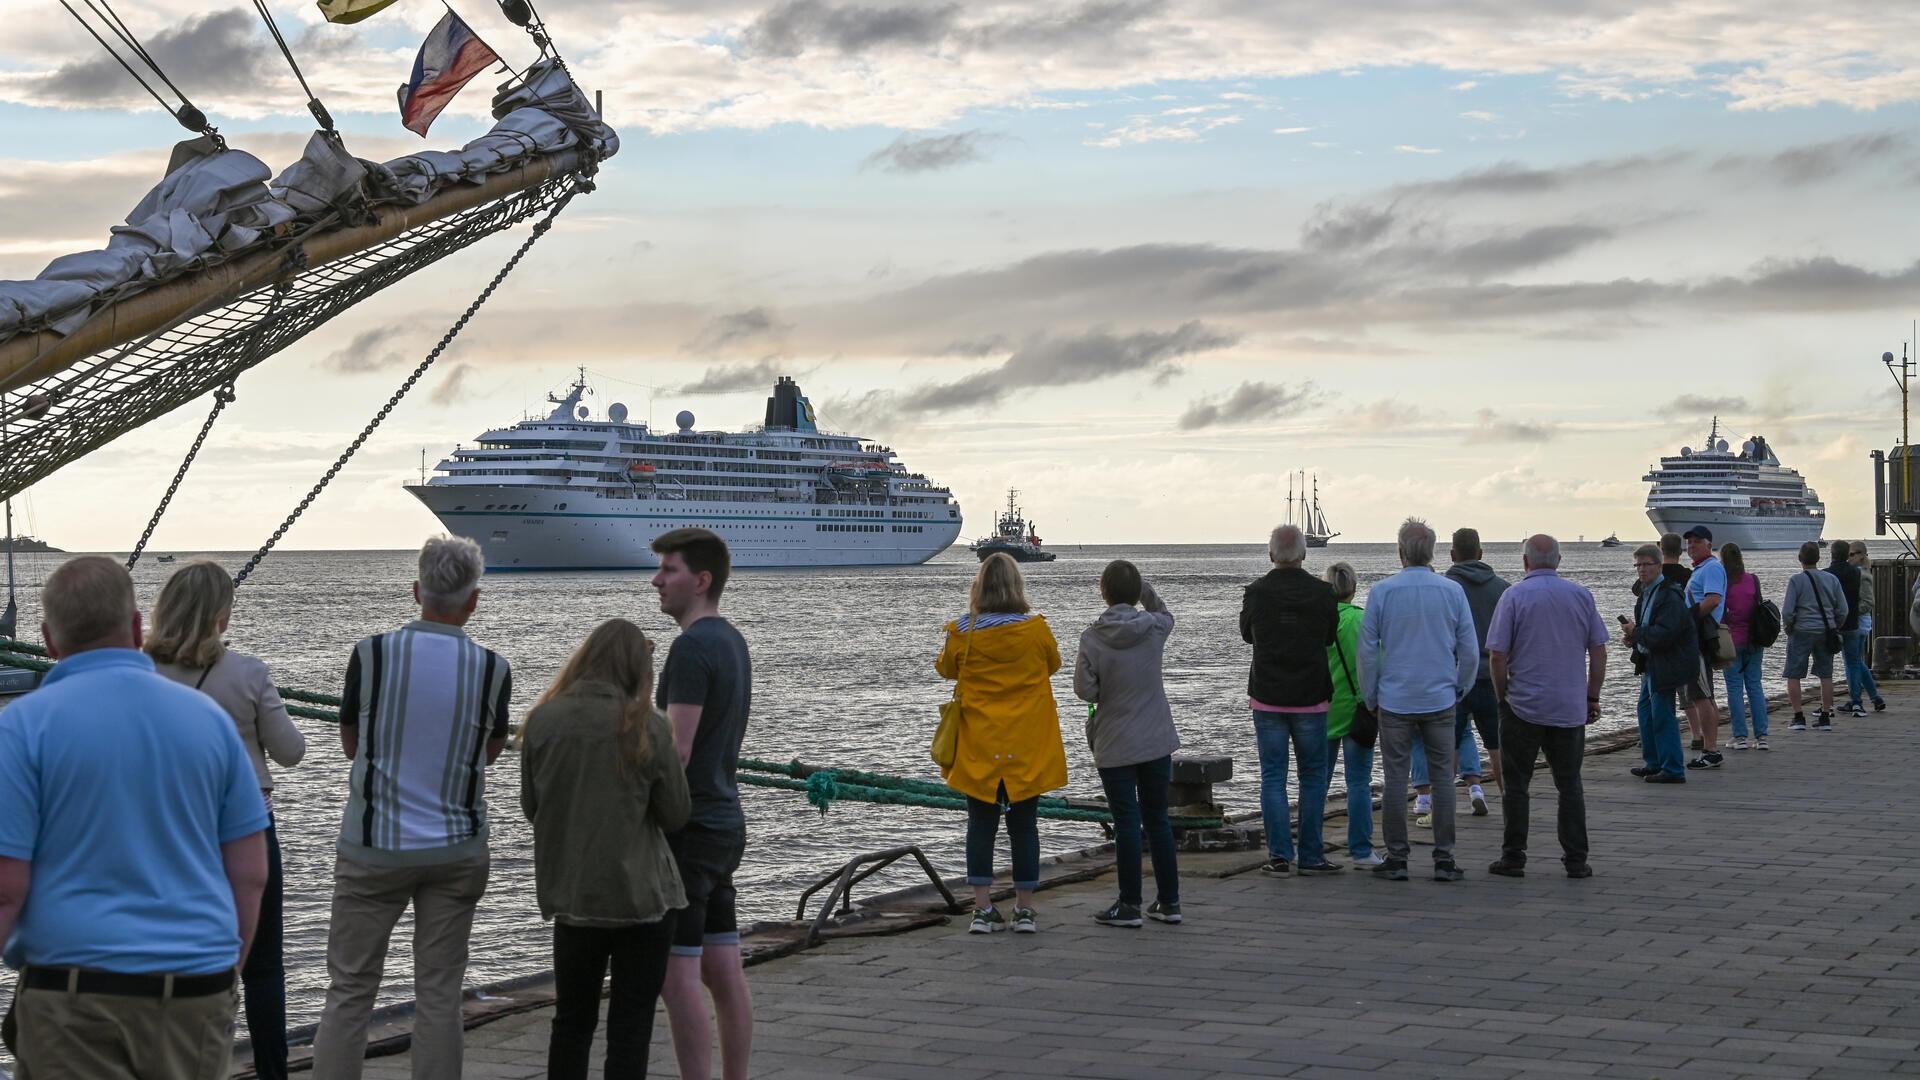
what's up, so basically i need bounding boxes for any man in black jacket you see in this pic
[1625,544,1695,783]
[1240,524,1341,876]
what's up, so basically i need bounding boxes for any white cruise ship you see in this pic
[407,374,963,569]
[1643,419,1825,550]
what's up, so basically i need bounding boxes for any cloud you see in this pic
[1466,408,1555,443]
[895,321,1237,413]
[1178,380,1321,429]
[1716,133,1904,185]
[1395,152,1690,198]
[677,358,789,394]
[1395,144,1444,155]
[1445,224,1615,278]
[1346,398,1429,431]
[28,8,279,107]
[430,363,475,406]
[686,307,791,351]
[862,129,1001,173]
[743,0,959,57]
[1460,109,1500,122]
[1272,126,1315,135]
[1300,203,1396,252]
[322,325,411,374]
[1086,112,1240,148]
[1657,394,1749,417]
[1450,80,1479,92]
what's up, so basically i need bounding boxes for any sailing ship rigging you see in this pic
[1286,471,1339,547]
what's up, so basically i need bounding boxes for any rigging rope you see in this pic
[250,0,333,131]
[231,174,590,588]
[64,0,221,142]
[125,380,235,571]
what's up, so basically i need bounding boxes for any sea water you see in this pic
[0,540,1883,1026]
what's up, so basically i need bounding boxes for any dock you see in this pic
[350,691,1919,1079]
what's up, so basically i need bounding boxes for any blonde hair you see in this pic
[530,619,656,772]
[145,560,233,669]
[1324,562,1357,603]
[970,552,1031,617]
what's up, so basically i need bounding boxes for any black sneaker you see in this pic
[1849,703,1868,719]
[1093,900,1143,928]
[1874,699,1887,713]
[1565,863,1594,879]
[1706,751,1723,766]
[1814,716,1834,732]
[1645,773,1686,784]
[1789,713,1807,731]
[1146,899,1182,924]
[1487,857,1525,878]
[1434,861,1465,882]
[1296,859,1344,876]
[1630,765,1658,777]
[1372,859,1408,881]
[1260,857,1293,877]
[1686,754,1717,770]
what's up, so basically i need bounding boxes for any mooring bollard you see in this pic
[1169,754,1232,817]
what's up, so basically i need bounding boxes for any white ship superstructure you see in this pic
[1643,419,1825,551]
[407,375,962,569]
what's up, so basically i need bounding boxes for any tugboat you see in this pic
[970,489,1056,563]
[1288,472,1340,548]
[1599,533,1623,548]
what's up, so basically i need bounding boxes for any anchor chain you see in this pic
[232,175,590,588]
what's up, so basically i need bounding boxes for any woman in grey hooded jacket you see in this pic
[1074,559,1182,928]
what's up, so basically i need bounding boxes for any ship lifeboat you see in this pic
[628,462,656,474]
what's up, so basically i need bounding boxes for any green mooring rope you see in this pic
[0,641,1224,829]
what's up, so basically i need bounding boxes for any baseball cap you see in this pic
[1682,525,1713,541]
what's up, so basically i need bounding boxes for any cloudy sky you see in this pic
[3,0,1918,550]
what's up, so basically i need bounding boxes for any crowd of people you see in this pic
[0,519,1898,1079]
[0,529,754,1080]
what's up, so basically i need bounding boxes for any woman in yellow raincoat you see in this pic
[937,552,1067,934]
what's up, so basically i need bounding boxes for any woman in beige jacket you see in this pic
[148,560,304,1080]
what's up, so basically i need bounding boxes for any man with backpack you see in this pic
[1717,543,1779,750]
[1784,540,1845,731]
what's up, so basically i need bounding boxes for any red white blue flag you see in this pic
[396,10,501,137]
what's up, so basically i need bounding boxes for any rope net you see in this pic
[0,164,592,503]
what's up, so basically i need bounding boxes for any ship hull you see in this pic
[971,540,1055,562]
[408,485,961,570]
[1643,509,1823,551]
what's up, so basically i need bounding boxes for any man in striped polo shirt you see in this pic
[311,535,511,1080]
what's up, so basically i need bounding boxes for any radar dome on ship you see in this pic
[1681,447,1692,457]
[1716,439,1729,453]
[676,410,695,431]
[608,402,628,424]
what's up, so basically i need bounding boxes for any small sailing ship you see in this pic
[1287,472,1340,548]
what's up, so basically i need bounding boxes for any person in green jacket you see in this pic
[1321,563,1379,867]
[520,618,691,1080]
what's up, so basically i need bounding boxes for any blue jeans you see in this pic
[965,782,1040,889]
[1637,673,1685,778]
[1098,756,1179,907]
[1253,711,1330,864]
[1723,645,1770,738]
[1842,630,1882,708]
[244,817,289,1080]
[1322,736,1375,859]
[1410,701,1483,786]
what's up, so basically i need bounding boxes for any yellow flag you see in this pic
[317,0,403,24]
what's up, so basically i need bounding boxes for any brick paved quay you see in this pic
[369,689,1920,1079]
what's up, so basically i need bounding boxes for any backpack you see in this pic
[1749,576,1781,648]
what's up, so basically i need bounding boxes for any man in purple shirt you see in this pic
[1484,535,1608,880]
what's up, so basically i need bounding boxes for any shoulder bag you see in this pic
[1750,577,1782,649]
[1809,570,1843,655]
[930,619,973,768]
[1331,633,1377,750]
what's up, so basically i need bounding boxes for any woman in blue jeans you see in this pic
[1320,563,1378,866]
[1074,560,1182,927]
[1239,524,1342,876]
[1718,543,1771,749]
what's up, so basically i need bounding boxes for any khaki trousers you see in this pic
[14,982,236,1080]
[309,852,489,1080]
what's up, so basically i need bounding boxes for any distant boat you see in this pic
[1287,471,1339,547]
[970,488,1055,563]
[156,554,176,563]
[1600,533,1623,548]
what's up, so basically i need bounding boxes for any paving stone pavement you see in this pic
[380,689,1920,1079]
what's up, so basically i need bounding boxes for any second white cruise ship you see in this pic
[1643,419,1825,550]
[408,375,963,569]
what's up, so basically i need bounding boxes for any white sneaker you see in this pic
[1350,852,1386,867]
[1469,785,1488,816]
[1416,813,1433,829]
[1756,736,1770,750]
[1414,795,1432,815]
[1730,736,1749,750]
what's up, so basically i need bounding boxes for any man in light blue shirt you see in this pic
[1359,518,1480,882]
[0,556,268,1080]
[1681,526,1726,769]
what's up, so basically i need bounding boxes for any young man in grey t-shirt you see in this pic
[651,528,753,1080]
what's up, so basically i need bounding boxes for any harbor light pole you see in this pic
[1887,347,1914,509]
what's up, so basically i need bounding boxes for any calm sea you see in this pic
[0,539,1890,1027]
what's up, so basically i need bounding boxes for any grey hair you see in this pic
[1324,561,1357,602]
[1269,524,1307,565]
[418,534,485,613]
[1524,534,1563,569]
[1397,517,1436,567]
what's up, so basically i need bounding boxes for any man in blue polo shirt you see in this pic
[0,556,268,1080]
[1681,526,1727,770]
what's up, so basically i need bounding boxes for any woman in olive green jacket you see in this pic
[521,619,691,1080]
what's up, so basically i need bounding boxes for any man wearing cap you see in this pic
[1680,527,1727,769]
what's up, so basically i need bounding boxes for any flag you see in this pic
[316,0,403,24]
[396,10,501,137]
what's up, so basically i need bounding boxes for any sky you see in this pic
[3,0,1920,550]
